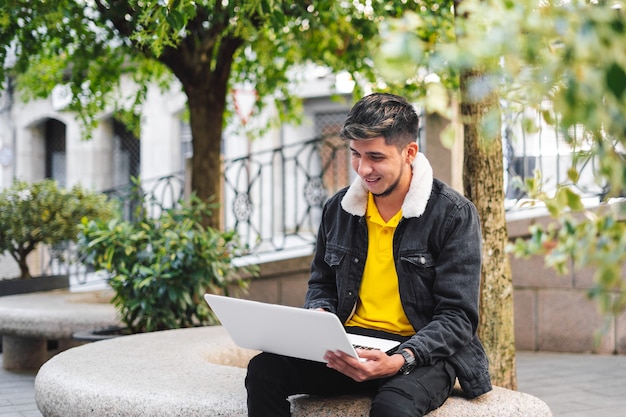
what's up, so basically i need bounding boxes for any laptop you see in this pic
[203,294,401,363]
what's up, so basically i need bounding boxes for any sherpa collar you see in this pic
[340,152,433,218]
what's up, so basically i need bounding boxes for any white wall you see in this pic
[0,71,352,276]
[140,83,186,182]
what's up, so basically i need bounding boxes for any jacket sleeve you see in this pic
[401,200,483,367]
[303,203,339,313]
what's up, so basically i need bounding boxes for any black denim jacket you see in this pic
[304,153,492,398]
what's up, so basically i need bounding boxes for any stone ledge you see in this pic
[0,289,117,339]
[0,289,120,370]
[290,386,551,417]
[35,326,552,417]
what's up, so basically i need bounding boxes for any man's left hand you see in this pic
[323,349,405,382]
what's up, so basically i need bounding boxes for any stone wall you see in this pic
[508,212,626,355]
[233,254,313,308]
[239,213,626,355]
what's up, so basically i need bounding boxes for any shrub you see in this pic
[77,194,257,333]
[0,179,116,279]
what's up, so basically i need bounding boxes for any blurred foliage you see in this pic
[0,179,116,279]
[377,0,626,315]
[509,171,626,316]
[375,1,458,112]
[77,193,257,333]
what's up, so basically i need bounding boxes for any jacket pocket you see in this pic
[323,245,356,320]
[402,252,435,268]
[323,244,352,282]
[324,245,347,268]
[400,252,436,307]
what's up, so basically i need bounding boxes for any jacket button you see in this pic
[353,258,359,263]
[420,256,426,264]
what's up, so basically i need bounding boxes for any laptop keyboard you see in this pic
[352,344,379,351]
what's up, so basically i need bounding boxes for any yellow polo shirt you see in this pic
[345,193,415,336]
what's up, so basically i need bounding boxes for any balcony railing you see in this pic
[40,173,187,284]
[223,134,351,255]
[42,109,609,284]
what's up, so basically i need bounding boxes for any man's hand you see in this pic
[323,348,406,382]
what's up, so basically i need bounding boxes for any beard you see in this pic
[372,164,404,198]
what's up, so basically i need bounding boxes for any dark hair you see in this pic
[339,93,419,148]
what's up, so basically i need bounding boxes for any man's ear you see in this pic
[405,142,419,163]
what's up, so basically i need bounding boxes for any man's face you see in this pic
[349,136,415,198]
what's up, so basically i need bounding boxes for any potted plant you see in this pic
[76,194,257,334]
[0,179,116,295]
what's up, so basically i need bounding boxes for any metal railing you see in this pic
[223,134,351,255]
[40,173,187,283]
[103,172,186,221]
[502,105,608,202]
[42,112,608,283]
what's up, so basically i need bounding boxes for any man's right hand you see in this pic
[324,348,406,382]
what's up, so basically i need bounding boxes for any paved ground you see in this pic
[0,363,41,417]
[0,350,625,416]
[515,351,626,417]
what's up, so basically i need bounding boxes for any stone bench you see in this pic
[35,326,553,416]
[0,289,120,370]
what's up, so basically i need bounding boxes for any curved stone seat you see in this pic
[0,289,120,370]
[35,326,553,417]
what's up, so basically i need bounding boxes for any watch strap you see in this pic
[397,349,416,375]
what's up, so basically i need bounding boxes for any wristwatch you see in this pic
[396,349,416,375]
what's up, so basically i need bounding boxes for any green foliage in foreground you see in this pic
[378,0,626,314]
[510,173,626,316]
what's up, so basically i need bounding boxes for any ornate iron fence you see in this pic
[40,173,186,283]
[103,173,186,221]
[41,115,608,284]
[223,134,351,254]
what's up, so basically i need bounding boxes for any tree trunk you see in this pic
[186,85,227,231]
[161,34,243,231]
[460,68,517,390]
[14,252,31,279]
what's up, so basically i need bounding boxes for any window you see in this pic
[45,119,66,187]
[314,111,351,195]
[112,120,140,187]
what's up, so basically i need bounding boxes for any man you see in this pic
[246,93,492,417]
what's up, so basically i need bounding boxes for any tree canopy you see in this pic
[1,0,523,386]
[0,0,450,229]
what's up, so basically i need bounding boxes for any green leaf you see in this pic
[606,62,626,99]
[561,188,584,211]
[567,168,579,184]
[165,10,185,31]
[136,277,153,289]
[545,198,561,218]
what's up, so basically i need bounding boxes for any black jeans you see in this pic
[245,352,456,417]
